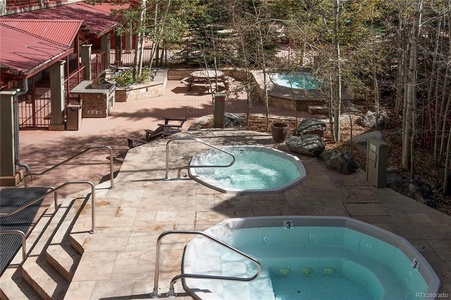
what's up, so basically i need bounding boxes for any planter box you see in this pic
[114,69,168,102]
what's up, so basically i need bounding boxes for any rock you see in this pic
[286,134,325,157]
[319,150,359,175]
[386,167,436,207]
[352,131,384,153]
[356,110,388,129]
[224,113,243,127]
[297,118,327,136]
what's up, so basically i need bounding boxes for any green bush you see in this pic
[113,68,154,87]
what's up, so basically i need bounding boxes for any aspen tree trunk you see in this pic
[253,0,270,131]
[402,0,423,175]
[259,32,270,131]
[395,14,405,116]
[332,0,341,142]
[439,68,450,163]
[430,14,442,164]
[439,3,451,164]
[444,94,451,194]
[149,0,171,70]
[442,0,451,194]
[134,0,146,78]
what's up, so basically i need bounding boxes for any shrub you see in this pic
[113,68,154,87]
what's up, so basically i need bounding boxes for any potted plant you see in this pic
[271,122,289,143]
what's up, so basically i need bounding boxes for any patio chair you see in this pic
[126,112,191,149]
[126,125,167,149]
[144,111,191,139]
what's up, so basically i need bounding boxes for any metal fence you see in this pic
[110,48,152,67]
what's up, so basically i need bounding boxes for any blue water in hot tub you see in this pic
[189,146,305,192]
[193,226,429,300]
[271,72,323,90]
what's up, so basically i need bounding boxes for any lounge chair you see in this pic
[127,125,166,149]
[126,112,191,149]
[144,112,191,139]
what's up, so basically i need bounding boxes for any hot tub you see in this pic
[182,216,440,300]
[270,72,323,90]
[188,146,307,193]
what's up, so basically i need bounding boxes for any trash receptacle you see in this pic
[66,103,82,131]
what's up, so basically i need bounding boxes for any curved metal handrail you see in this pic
[23,146,114,189]
[165,137,235,179]
[15,161,31,176]
[0,230,26,262]
[150,230,262,298]
[0,180,97,234]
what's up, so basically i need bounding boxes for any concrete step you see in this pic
[0,196,55,300]
[0,268,41,300]
[20,198,78,300]
[45,197,83,282]
[22,256,69,300]
[45,243,81,282]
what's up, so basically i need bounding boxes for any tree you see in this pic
[225,0,279,130]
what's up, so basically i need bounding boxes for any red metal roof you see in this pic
[0,20,81,77]
[8,2,120,38]
[0,19,82,47]
[86,2,130,14]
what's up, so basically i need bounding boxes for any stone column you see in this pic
[101,34,111,67]
[0,90,22,186]
[81,44,92,81]
[48,60,66,131]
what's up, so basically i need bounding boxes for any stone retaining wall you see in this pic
[114,69,168,102]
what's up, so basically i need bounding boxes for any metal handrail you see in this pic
[15,161,31,176]
[150,230,262,298]
[0,180,97,234]
[0,230,26,262]
[23,146,114,190]
[165,137,235,179]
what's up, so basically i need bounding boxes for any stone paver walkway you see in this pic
[18,80,450,299]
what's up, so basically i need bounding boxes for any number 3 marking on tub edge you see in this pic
[284,220,294,229]
[412,258,419,269]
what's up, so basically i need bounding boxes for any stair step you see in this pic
[46,244,81,282]
[0,267,40,300]
[21,197,77,300]
[22,257,69,300]
[0,196,55,300]
[45,198,82,281]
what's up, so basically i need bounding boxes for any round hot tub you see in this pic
[182,216,441,300]
[188,146,307,193]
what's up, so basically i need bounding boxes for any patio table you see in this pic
[183,70,229,93]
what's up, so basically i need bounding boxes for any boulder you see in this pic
[224,112,243,127]
[352,131,384,153]
[319,150,359,175]
[356,110,388,129]
[286,134,325,157]
[386,167,436,207]
[297,118,327,136]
